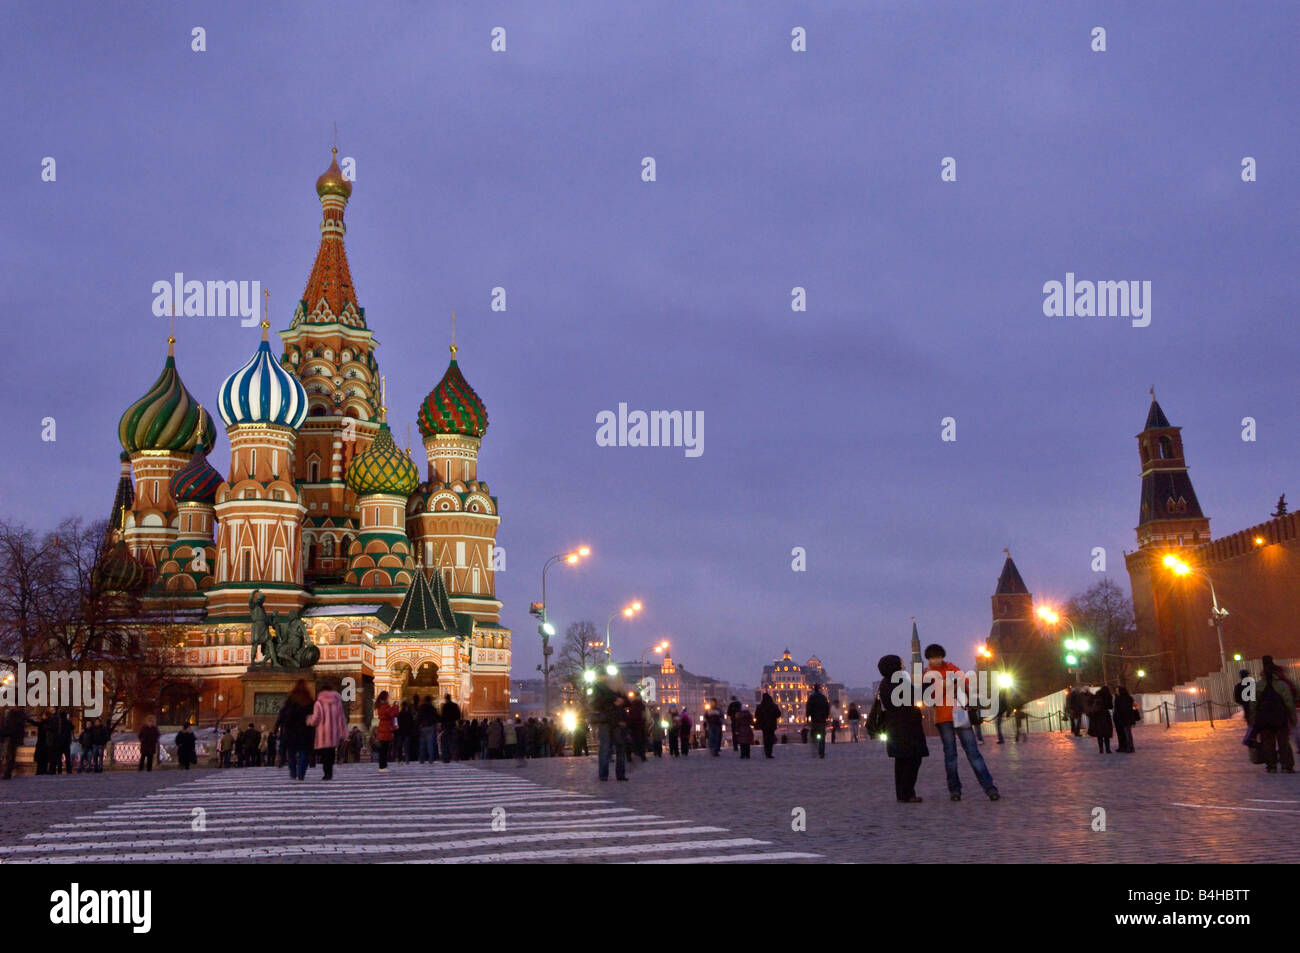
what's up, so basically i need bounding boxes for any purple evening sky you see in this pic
[4,2,1298,688]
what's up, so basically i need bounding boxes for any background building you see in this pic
[1125,396,1300,688]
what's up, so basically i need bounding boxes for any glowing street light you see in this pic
[605,600,644,660]
[997,672,1013,689]
[1162,553,1229,677]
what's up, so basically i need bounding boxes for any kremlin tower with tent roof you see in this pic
[103,150,511,729]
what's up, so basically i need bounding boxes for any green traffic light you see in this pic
[1065,654,1078,666]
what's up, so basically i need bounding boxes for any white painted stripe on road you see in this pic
[383,839,775,863]
[632,851,822,864]
[1246,798,1300,804]
[22,816,679,842]
[43,807,634,831]
[0,819,698,854]
[4,826,734,863]
[1171,802,1300,815]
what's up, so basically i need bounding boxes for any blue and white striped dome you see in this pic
[218,339,308,429]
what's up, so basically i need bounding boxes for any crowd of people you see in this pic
[5,652,1296,787]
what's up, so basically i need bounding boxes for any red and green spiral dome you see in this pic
[417,354,488,438]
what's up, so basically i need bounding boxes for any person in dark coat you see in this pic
[1066,687,1085,736]
[276,680,316,780]
[756,693,781,758]
[726,697,742,751]
[806,685,831,758]
[1088,686,1114,753]
[2,706,28,780]
[175,723,197,769]
[439,694,460,763]
[877,655,928,802]
[137,716,160,771]
[1114,686,1139,752]
[733,706,755,758]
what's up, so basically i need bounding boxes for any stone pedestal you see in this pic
[240,667,317,725]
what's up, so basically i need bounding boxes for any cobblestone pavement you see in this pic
[1,721,1296,863]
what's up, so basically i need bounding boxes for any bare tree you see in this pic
[554,620,601,703]
[1066,578,1140,685]
[0,518,199,731]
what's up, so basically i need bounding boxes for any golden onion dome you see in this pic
[316,147,352,199]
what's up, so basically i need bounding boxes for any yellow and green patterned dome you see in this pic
[119,340,216,454]
[346,423,419,496]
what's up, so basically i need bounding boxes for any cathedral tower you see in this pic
[343,392,420,592]
[408,343,502,625]
[207,320,310,616]
[117,336,215,572]
[279,149,382,584]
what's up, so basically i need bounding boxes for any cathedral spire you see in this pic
[296,147,362,328]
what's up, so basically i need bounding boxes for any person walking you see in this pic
[1253,656,1297,773]
[806,684,830,759]
[704,700,724,756]
[625,692,648,762]
[91,718,109,773]
[306,680,348,780]
[677,708,692,756]
[924,643,999,801]
[1089,686,1115,753]
[439,694,461,763]
[756,692,781,759]
[218,726,234,768]
[1,706,27,780]
[649,710,663,757]
[847,702,861,742]
[1114,686,1139,753]
[276,680,315,781]
[726,696,742,751]
[374,691,399,771]
[137,716,160,772]
[77,719,95,773]
[667,709,681,757]
[57,711,74,774]
[175,723,197,770]
[395,701,414,764]
[995,688,1011,744]
[417,695,440,763]
[876,654,928,802]
[734,706,755,759]
[1066,687,1085,737]
[589,671,628,782]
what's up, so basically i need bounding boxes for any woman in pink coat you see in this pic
[306,680,348,780]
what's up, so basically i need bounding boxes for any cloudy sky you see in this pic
[5,1,1297,688]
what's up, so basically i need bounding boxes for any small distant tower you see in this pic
[1133,393,1210,549]
[910,620,922,670]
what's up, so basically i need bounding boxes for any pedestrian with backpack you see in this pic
[1253,656,1296,773]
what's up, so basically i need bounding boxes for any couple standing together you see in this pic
[873,643,999,804]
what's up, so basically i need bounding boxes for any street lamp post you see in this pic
[533,546,590,719]
[605,601,643,662]
[638,640,669,696]
[1163,555,1229,680]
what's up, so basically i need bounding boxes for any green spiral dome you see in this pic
[346,423,420,496]
[119,348,216,454]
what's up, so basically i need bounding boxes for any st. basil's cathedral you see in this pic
[99,150,510,728]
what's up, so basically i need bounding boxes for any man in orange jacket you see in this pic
[924,643,1000,802]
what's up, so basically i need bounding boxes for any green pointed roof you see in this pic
[388,564,465,636]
